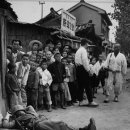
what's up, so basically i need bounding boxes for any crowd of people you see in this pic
[6,38,127,114]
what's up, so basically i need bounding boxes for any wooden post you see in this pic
[0,9,8,116]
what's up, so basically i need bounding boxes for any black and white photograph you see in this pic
[0,0,130,130]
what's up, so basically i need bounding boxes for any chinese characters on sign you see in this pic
[61,10,76,36]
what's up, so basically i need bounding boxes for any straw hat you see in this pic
[29,40,42,50]
[11,105,25,115]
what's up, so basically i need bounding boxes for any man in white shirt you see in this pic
[75,39,98,107]
[104,44,127,102]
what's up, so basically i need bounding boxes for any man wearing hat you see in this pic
[27,40,43,56]
[75,38,98,107]
[2,105,97,130]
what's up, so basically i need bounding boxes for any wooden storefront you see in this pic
[7,22,52,52]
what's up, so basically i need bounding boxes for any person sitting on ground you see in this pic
[2,105,97,130]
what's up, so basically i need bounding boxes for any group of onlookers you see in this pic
[6,38,127,113]
[6,39,78,112]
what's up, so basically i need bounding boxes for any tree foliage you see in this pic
[111,0,130,54]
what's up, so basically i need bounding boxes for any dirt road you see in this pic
[38,69,130,130]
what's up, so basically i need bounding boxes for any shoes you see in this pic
[79,101,84,106]
[47,105,52,112]
[53,106,58,110]
[61,105,66,109]
[79,117,96,130]
[87,101,99,107]
[114,97,119,102]
[104,98,109,103]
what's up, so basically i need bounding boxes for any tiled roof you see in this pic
[35,8,60,25]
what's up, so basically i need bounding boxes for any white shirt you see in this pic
[37,68,52,86]
[89,64,95,75]
[75,46,90,71]
[13,51,25,63]
[94,61,105,76]
[104,52,127,75]
[15,62,30,86]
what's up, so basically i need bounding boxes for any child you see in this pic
[89,57,97,98]
[6,63,22,110]
[37,59,53,112]
[29,54,36,63]
[70,49,76,64]
[15,54,30,107]
[67,55,77,104]
[61,58,72,106]
[62,51,68,58]
[36,53,42,65]
[48,53,66,109]
[26,61,39,110]
[94,54,106,94]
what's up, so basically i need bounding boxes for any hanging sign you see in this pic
[61,9,76,36]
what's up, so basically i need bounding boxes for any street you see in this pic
[38,68,130,130]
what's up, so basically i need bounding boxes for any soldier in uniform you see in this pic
[2,105,97,130]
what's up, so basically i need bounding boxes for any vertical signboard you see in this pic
[61,10,76,36]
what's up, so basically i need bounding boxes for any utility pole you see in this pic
[39,0,45,19]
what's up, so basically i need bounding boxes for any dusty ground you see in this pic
[38,69,130,130]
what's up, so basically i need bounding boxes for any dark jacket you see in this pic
[5,73,21,94]
[26,70,39,90]
[48,61,66,83]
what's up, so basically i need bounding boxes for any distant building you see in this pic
[36,8,83,50]
[68,0,112,40]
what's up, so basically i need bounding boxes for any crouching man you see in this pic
[2,105,96,130]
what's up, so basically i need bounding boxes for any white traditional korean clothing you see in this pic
[104,52,127,96]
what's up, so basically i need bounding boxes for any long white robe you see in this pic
[104,52,127,96]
